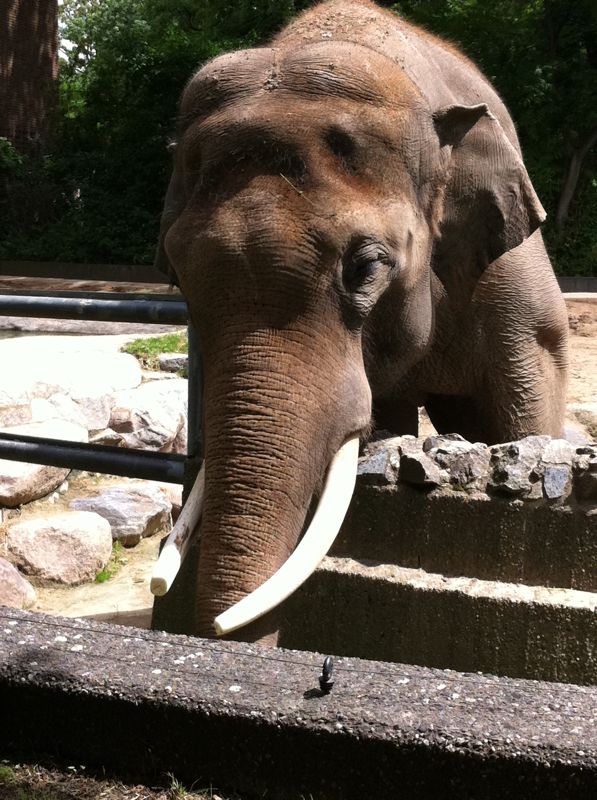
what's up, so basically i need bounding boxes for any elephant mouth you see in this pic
[150,435,360,636]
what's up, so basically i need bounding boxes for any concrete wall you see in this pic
[2,609,596,800]
[280,434,597,684]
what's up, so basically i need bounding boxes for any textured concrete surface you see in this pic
[334,481,597,592]
[1,609,596,799]
[280,557,597,685]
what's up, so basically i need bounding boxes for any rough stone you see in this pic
[0,557,37,608]
[88,428,125,446]
[422,433,467,452]
[70,482,172,546]
[140,370,179,383]
[109,379,187,453]
[399,449,443,487]
[422,435,490,491]
[0,420,88,507]
[447,448,491,491]
[0,336,144,440]
[151,482,183,522]
[543,466,572,499]
[31,392,112,431]
[531,439,576,500]
[357,448,395,485]
[6,511,112,584]
[0,403,32,427]
[564,418,591,446]
[488,436,551,498]
[158,352,188,373]
[0,336,142,403]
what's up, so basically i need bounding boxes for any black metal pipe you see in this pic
[0,260,167,284]
[0,289,181,302]
[0,433,185,484]
[0,295,188,325]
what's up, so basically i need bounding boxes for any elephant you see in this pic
[151,0,569,644]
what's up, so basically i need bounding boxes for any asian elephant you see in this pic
[151,0,568,644]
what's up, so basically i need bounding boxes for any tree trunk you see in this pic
[0,0,58,154]
[556,128,597,229]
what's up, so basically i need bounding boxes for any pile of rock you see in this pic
[1,476,181,610]
[359,432,597,503]
[0,332,186,610]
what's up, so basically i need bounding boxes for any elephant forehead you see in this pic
[280,41,422,107]
[180,41,422,130]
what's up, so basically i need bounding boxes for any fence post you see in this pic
[151,321,204,635]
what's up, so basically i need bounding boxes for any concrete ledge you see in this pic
[280,558,597,685]
[1,609,596,799]
[334,485,597,592]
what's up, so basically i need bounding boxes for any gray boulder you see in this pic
[0,557,37,608]
[0,335,142,437]
[158,352,188,373]
[109,379,187,453]
[488,436,551,498]
[423,434,490,492]
[70,482,172,546]
[397,437,443,487]
[6,511,112,584]
[0,420,87,507]
[486,436,575,501]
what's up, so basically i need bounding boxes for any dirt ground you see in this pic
[565,298,597,404]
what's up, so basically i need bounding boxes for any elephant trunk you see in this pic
[193,328,367,643]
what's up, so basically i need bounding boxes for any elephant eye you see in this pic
[343,238,393,293]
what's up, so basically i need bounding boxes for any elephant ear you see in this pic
[432,104,546,267]
[154,156,186,287]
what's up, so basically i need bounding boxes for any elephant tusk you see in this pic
[150,464,205,596]
[214,436,359,636]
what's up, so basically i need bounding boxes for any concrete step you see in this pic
[280,556,597,685]
[1,608,595,800]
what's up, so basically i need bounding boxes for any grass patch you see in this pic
[95,541,127,583]
[0,765,16,785]
[122,332,188,370]
[0,762,234,800]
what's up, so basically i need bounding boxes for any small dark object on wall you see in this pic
[319,656,334,694]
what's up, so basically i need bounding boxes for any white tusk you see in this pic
[150,464,205,596]
[214,436,359,636]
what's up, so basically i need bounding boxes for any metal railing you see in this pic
[0,270,202,485]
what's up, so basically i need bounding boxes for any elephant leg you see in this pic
[424,394,487,442]
[373,395,419,436]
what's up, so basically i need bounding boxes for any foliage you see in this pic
[122,330,188,369]
[2,0,595,275]
[95,540,126,582]
[392,0,597,275]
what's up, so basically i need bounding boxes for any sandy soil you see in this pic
[565,298,597,404]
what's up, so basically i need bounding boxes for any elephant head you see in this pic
[151,39,545,643]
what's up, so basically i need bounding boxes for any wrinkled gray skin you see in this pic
[155,0,568,643]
